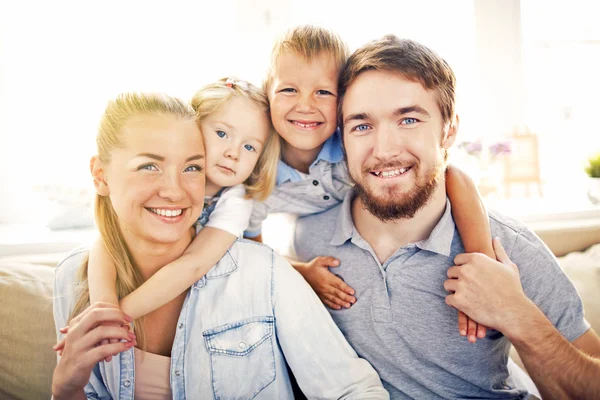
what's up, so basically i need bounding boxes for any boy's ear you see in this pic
[442,114,459,149]
[90,156,110,196]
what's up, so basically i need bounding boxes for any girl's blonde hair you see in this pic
[70,93,197,349]
[191,77,280,202]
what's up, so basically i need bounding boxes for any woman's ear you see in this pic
[442,114,459,149]
[90,156,109,196]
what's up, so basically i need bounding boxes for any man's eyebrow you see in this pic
[393,106,430,118]
[343,112,371,125]
[135,153,205,162]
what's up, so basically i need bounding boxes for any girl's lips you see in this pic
[216,165,235,175]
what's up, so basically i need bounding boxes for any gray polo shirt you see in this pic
[294,191,590,399]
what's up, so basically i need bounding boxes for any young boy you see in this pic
[246,25,493,343]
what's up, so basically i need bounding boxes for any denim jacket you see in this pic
[53,240,388,400]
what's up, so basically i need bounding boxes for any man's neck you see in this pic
[352,184,448,264]
[281,142,323,174]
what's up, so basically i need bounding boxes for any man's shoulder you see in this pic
[487,209,553,259]
[297,202,343,231]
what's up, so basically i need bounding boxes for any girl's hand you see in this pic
[458,311,487,343]
[54,323,130,362]
[52,302,135,399]
[297,256,356,310]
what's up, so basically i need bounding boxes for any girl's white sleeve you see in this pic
[204,184,253,237]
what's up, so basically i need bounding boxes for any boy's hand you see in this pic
[458,311,487,343]
[297,256,356,310]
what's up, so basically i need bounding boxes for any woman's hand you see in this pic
[52,302,135,399]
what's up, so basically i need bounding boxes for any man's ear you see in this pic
[442,114,459,149]
[90,156,110,196]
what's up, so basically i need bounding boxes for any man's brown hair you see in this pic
[338,35,457,128]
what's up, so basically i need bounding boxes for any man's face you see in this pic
[342,69,456,221]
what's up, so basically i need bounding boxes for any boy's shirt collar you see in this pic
[276,128,344,185]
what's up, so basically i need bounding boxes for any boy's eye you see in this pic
[216,130,227,138]
[184,164,204,172]
[138,163,158,171]
[244,144,256,152]
[316,90,333,96]
[400,118,419,125]
[281,88,297,93]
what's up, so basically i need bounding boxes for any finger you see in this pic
[467,318,477,343]
[447,266,461,279]
[104,354,113,363]
[492,238,515,268]
[322,293,345,310]
[443,279,458,293]
[68,302,127,326]
[457,311,468,336]
[453,253,471,266]
[73,308,132,338]
[333,278,355,296]
[323,298,342,310]
[318,256,340,268]
[79,326,135,352]
[53,337,66,351]
[59,326,69,334]
[477,323,487,339]
[328,287,354,308]
[80,341,136,371]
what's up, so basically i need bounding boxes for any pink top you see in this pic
[134,347,172,400]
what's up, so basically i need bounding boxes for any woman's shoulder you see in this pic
[55,247,89,284]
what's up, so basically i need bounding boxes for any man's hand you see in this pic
[444,238,534,333]
[296,256,356,310]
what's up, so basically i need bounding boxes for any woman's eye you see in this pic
[244,144,256,152]
[138,163,158,171]
[316,89,333,96]
[401,118,419,125]
[184,165,204,172]
[216,130,227,138]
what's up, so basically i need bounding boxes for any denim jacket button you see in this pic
[175,370,181,376]
[178,323,184,329]
[123,380,131,387]
[238,341,247,349]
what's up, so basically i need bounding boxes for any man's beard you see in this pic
[351,159,445,222]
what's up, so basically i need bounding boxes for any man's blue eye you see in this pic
[402,118,418,125]
[244,144,256,152]
[354,124,369,132]
[216,130,227,138]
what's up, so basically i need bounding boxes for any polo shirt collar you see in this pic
[275,128,344,185]
[331,193,456,257]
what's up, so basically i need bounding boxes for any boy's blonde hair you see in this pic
[71,93,197,349]
[191,77,279,202]
[264,25,349,93]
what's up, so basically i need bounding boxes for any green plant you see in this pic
[585,154,600,178]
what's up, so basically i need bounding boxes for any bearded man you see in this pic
[294,35,600,399]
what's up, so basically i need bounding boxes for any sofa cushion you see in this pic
[0,261,56,400]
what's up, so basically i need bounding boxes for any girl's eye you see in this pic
[281,88,296,93]
[138,163,158,171]
[316,89,333,96]
[216,130,227,138]
[244,144,256,152]
[351,124,370,132]
[401,118,419,125]
[184,165,204,173]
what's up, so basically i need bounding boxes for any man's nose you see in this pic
[372,124,402,160]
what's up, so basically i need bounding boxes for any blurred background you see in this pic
[1,0,599,255]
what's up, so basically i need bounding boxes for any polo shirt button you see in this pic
[323,195,330,200]
[175,370,181,376]
[123,380,131,387]
[312,180,319,186]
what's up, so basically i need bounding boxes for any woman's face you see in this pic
[96,113,205,247]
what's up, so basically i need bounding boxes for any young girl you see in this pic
[86,77,281,346]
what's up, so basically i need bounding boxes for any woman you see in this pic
[51,92,387,399]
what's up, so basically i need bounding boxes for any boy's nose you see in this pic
[296,94,316,113]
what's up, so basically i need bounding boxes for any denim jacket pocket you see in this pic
[203,316,276,399]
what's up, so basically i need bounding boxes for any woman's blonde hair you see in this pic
[191,77,280,201]
[70,93,197,349]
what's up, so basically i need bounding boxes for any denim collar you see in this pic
[193,249,239,289]
[276,128,344,185]
[330,190,455,257]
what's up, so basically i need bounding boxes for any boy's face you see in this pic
[268,51,339,153]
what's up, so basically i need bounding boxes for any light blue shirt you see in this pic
[246,128,352,238]
[294,191,590,399]
[53,239,388,400]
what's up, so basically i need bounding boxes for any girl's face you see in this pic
[93,114,206,247]
[200,96,271,196]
